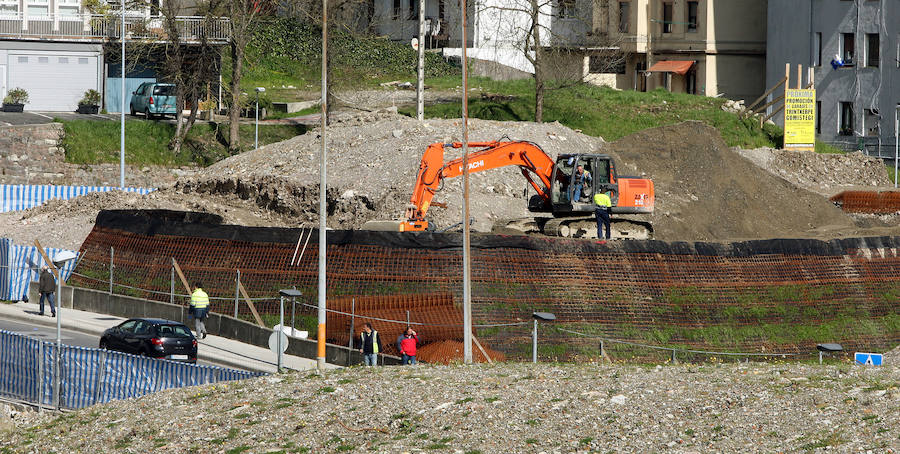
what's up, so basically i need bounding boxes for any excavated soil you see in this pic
[3,112,900,251]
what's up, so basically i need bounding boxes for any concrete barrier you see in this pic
[29,282,401,366]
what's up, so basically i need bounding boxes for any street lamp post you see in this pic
[532,312,556,364]
[894,105,898,188]
[255,87,265,150]
[51,251,77,410]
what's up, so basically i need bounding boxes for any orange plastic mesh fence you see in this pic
[70,214,900,361]
[830,190,900,214]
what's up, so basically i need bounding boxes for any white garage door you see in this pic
[8,53,99,111]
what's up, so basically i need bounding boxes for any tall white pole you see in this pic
[460,0,472,365]
[317,0,328,373]
[119,0,125,189]
[416,0,425,120]
[255,92,259,150]
[54,267,61,409]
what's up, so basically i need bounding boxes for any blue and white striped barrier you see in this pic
[0,330,265,409]
[0,237,78,302]
[0,184,154,213]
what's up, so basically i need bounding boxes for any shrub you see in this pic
[79,89,101,106]
[3,87,28,105]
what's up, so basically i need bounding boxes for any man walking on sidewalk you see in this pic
[38,266,56,317]
[190,282,209,339]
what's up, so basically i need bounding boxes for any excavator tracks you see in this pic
[496,216,652,240]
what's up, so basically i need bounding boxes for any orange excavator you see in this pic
[363,141,655,239]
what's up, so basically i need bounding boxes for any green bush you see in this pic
[3,87,28,105]
[79,89,102,106]
[250,18,458,78]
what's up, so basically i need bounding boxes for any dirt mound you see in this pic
[417,340,506,364]
[608,121,860,241]
[736,147,891,196]
[0,187,298,251]
[179,112,602,232]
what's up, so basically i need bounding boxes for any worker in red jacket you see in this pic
[399,327,419,365]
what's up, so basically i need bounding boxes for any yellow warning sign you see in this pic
[784,89,816,151]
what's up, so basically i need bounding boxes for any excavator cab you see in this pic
[550,154,618,214]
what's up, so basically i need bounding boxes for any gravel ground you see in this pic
[1,360,898,453]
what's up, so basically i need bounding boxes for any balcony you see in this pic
[0,13,229,43]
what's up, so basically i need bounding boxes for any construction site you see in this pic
[2,111,898,363]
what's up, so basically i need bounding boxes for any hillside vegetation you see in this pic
[403,80,783,149]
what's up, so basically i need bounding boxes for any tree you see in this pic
[226,0,264,153]
[159,0,224,152]
[479,0,624,122]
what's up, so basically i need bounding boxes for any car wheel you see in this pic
[129,104,136,116]
[99,339,108,349]
[145,108,154,120]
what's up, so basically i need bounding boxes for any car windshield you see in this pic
[156,324,192,337]
[153,85,175,96]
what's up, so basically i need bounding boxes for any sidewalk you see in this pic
[0,301,338,373]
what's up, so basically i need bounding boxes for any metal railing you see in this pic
[0,12,229,42]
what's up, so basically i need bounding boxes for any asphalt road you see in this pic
[0,111,121,126]
[0,318,220,367]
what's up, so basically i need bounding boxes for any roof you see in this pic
[646,60,695,75]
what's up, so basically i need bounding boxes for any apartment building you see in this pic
[585,0,767,100]
[766,0,899,155]
[0,1,227,111]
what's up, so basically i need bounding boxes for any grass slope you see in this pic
[58,119,306,166]
[403,80,782,148]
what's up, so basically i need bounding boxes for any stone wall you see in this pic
[0,123,193,186]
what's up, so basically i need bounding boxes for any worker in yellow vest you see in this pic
[190,282,210,339]
[594,191,612,239]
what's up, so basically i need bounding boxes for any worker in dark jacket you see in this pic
[359,323,382,366]
[38,266,56,317]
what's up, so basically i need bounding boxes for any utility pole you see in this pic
[317,0,328,373]
[416,0,425,120]
[119,0,126,189]
[460,0,472,365]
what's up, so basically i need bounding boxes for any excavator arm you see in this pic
[402,141,556,232]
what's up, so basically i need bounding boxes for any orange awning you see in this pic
[646,60,695,75]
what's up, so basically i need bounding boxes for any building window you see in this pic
[812,32,821,67]
[438,0,444,20]
[841,33,855,64]
[58,57,68,64]
[0,2,17,14]
[38,57,48,63]
[557,0,575,18]
[618,2,629,33]
[866,33,879,67]
[662,2,673,33]
[392,0,401,20]
[839,102,854,135]
[78,57,88,64]
[816,101,821,134]
[686,1,698,32]
[865,109,879,136]
[17,56,27,63]
[686,71,696,94]
[407,0,416,20]
[589,55,626,74]
[26,0,48,16]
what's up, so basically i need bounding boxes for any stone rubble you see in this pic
[1,360,898,453]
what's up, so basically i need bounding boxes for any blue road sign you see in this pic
[854,352,883,366]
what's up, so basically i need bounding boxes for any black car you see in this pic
[100,318,197,363]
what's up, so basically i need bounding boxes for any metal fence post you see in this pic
[406,310,410,327]
[347,298,355,366]
[234,269,240,319]
[37,340,44,412]
[671,349,677,364]
[109,247,114,294]
[532,319,538,363]
[170,260,175,305]
[93,350,107,407]
[599,340,605,360]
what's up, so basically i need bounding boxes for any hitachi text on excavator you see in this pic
[363,141,655,239]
